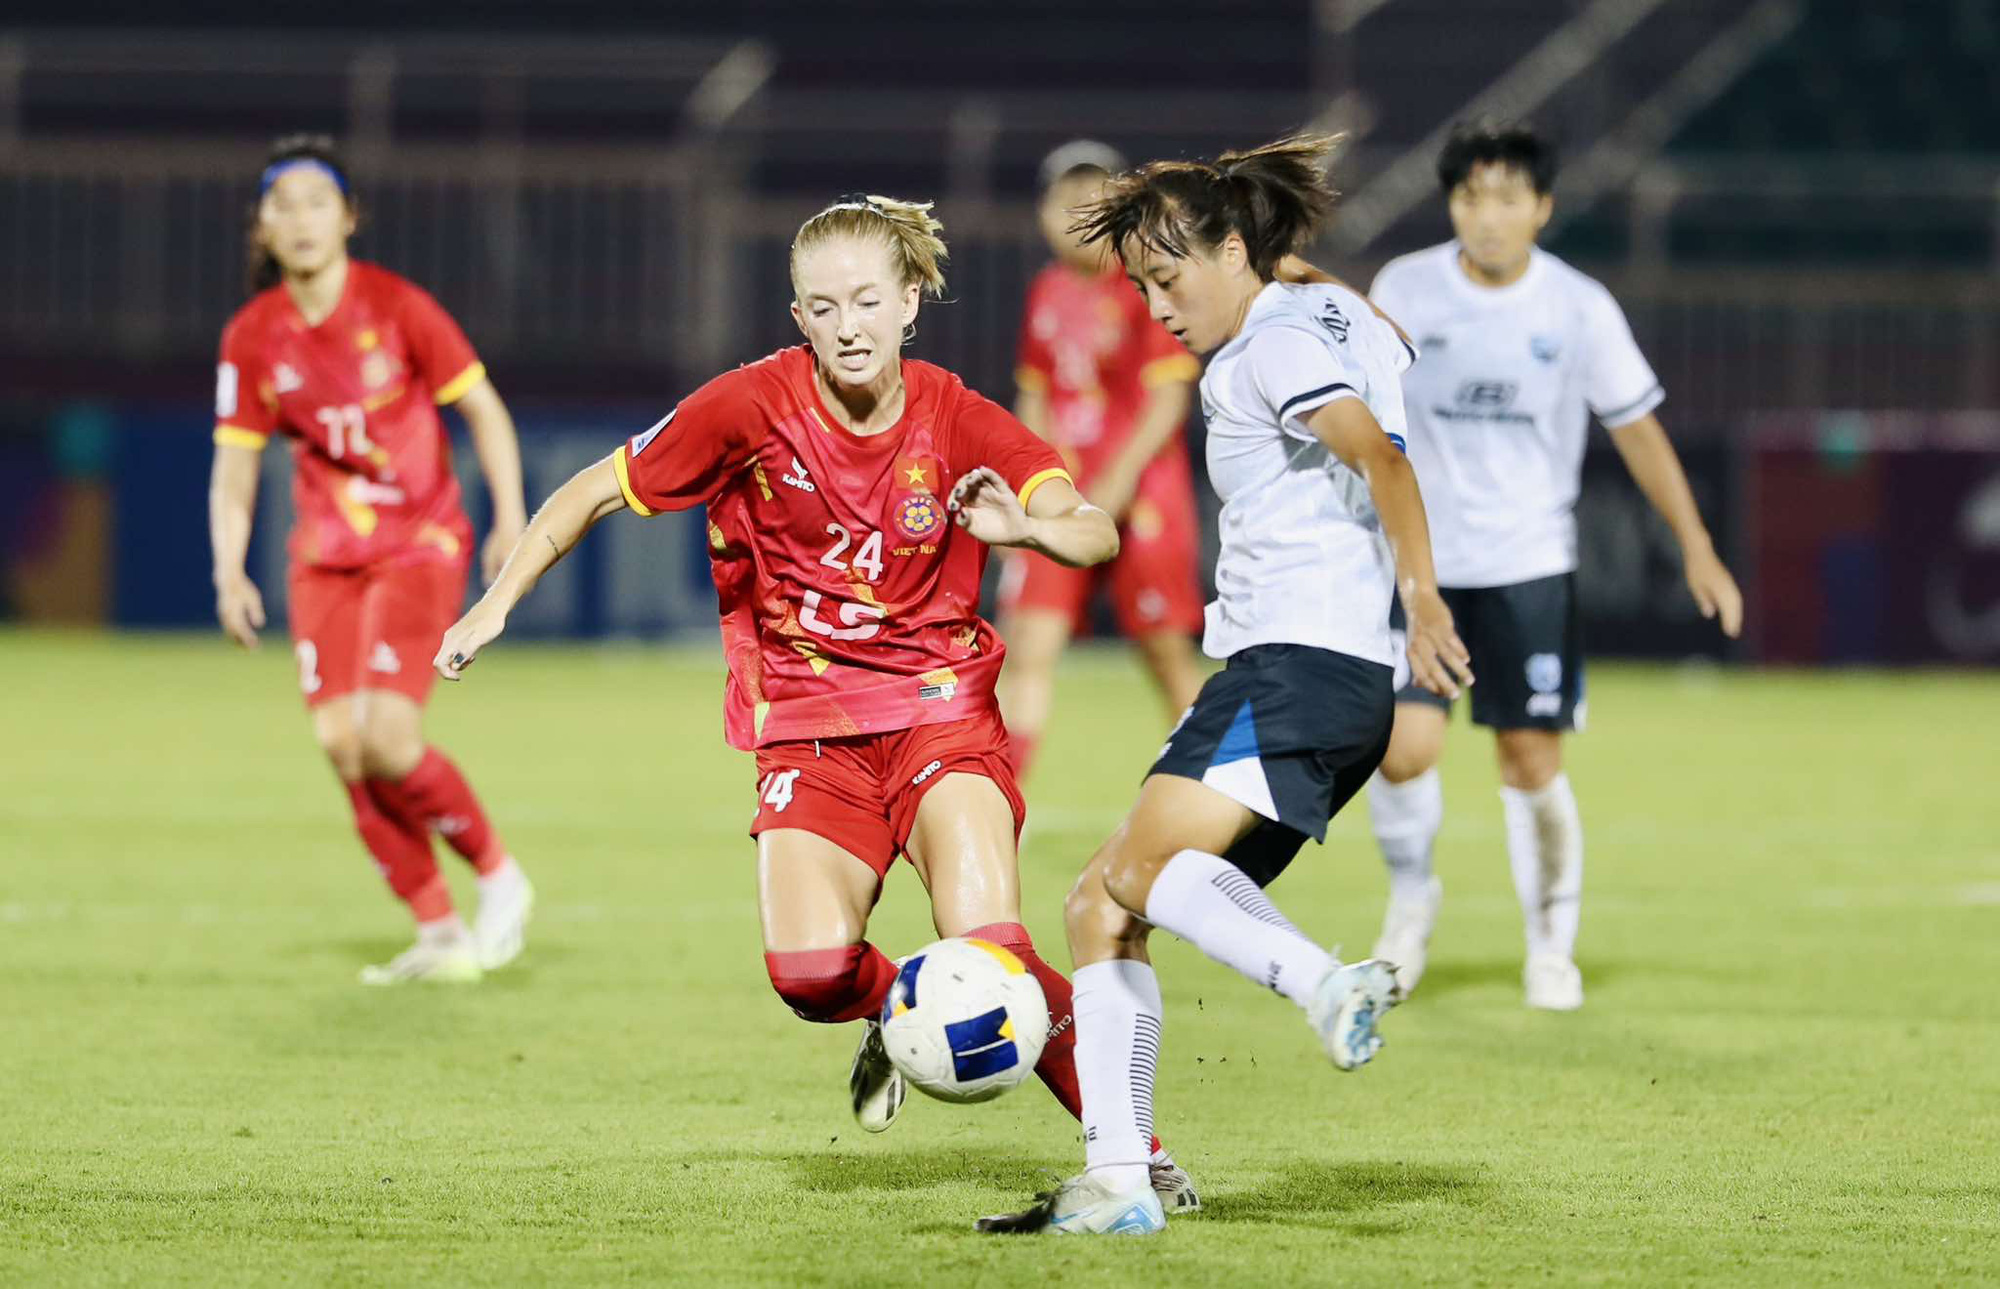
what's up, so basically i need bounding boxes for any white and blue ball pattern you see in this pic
[879,937,1049,1103]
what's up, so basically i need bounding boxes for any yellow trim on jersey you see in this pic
[612,449,656,517]
[1139,354,1200,386]
[213,425,270,450]
[1013,365,1048,393]
[1016,466,1073,511]
[362,382,409,413]
[432,361,487,406]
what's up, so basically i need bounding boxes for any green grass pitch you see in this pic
[3,629,1996,1286]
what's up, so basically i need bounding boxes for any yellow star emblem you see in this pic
[903,463,929,487]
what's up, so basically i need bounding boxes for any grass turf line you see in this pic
[2,629,1996,1286]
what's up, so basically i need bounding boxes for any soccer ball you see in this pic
[879,937,1049,1103]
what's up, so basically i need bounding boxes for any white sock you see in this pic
[1499,774,1583,961]
[476,855,523,900]
[1074,959,1161,1194]
[416,914,469,947]
[1143,849,1335,1010]
[1369,768,1442,902]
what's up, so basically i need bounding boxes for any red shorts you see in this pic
[749,708,1026,878]
[286,552,470,708]
[1000,491,1204,637]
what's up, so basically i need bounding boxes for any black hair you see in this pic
[1436,121,1558,196]
[245,133,356,294]
[1071,133,1338,281]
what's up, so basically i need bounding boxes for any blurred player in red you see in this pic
[434,194,1200,1212]
[207,135,534,985]
[997,142,1206,779]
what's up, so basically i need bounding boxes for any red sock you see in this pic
[343,781,452,923]
[373,748,506,875]
[764,944,900,1023]
[1006,729,1040,779]
[965,921,1084,1119]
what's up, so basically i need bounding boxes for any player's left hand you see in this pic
[434,598,508,681]
[1685,546,1744,639]
[948,466,1034,548]
[482,515,526,586]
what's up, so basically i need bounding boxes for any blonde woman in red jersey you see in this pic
[208,136,534,985]
[997,142,1207,778]
[435,195,1199,1211]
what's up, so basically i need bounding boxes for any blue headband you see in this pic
[259,158,350,199]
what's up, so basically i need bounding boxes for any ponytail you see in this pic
[790,193,949,302]
[1073,132,1341,280]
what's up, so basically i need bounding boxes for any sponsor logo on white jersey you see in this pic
[781,456,817,493]
[368,641,402,675]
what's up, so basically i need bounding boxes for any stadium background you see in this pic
[4,0,1996,664]
[5,5,1999,1285]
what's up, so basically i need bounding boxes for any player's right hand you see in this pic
[433,601,508,681]
[1404,585,1473,699]
[215,574,266,649]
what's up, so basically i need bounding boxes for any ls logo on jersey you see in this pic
[1530,335,1563,364]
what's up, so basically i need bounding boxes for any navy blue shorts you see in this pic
[1148,644,1393,886]
[1391,573,1585,731]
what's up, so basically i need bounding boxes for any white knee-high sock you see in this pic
[1074,958,1161,1193]
[1143,849,1335,1010]
[1369,768,1443,901]
[1499,774,1583,960]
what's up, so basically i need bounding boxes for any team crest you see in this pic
[1525,652,1564,694]
[895,493,943,540]
[1530,335,1562,364]
[361,351,393,390]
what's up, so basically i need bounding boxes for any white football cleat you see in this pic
[1308,959,1397,1071]
[473,866,535,971]
[1149,1157,1201,1214]
[976,1171,1166,1236]
[849,1020,905,1133]
[358,933,483,986]
[1372,876,1442,1001]
[1524,953,1584,1011]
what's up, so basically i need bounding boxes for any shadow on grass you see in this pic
[1201,1160,1486,1227]
[1407,957,1521,1000]
[310,938,578,976]
[1410,957,1660,1000]
[778,1146,1059,1196]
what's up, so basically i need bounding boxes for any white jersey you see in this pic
[1370,242,1662,589]
[1198,279,1415,667]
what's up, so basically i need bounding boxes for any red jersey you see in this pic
[615,346,1070,750]
[212,261,485,570]
[1014,263,1200,490]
